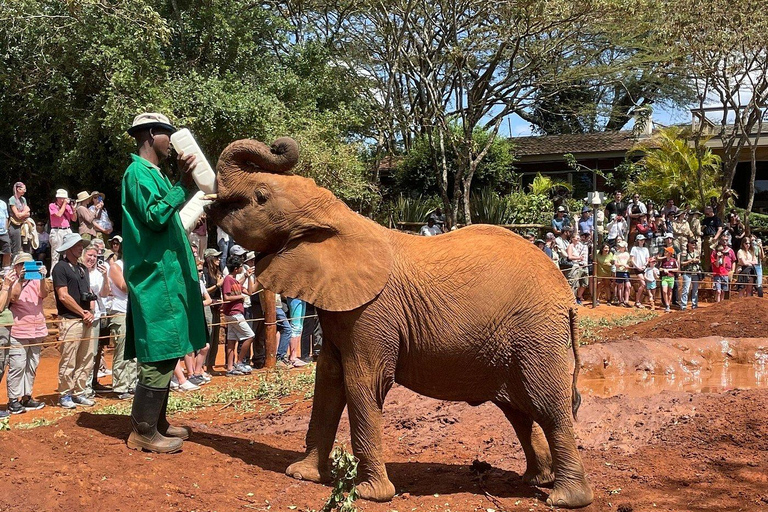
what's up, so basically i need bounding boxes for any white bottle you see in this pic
[179,191,212,233]
[170,128,217,194]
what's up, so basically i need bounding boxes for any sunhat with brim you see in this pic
[75,191,96,203]
[665,233,674,239]
[204,248,222,258]
[57,233,89,253]
[245,251,256,261]
[12,252,34,266]
[110,235,123,243]
[635,234,646,241]
[534,239,545,245]
[618,241,628,248]
[127,112,177,137]
[56,189,69,199]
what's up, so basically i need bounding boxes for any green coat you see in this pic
[122,154,207,362]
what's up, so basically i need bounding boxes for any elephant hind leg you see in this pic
[537,415,593,509]
[286,343,346,484]
[495,402,554,487]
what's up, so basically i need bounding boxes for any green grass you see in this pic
[92,365,317,417]
[14,417,55,430]
[578,311,656,344]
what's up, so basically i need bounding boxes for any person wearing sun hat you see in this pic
[121,112,206,453]
[48,189,77,268]
[74,191,99,241]
[50,232,95,409]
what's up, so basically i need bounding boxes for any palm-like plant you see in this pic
[629,127,722,207]
[528,173,573,196]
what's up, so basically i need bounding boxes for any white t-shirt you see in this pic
[644,266,659,284]
[89,269,107,319]
[630,246,650,270]
[109,260,128,313]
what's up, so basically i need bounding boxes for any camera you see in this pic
[81,291,98,302]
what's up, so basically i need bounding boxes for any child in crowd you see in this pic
[613,241,632,307]
[659,246,678,312]
[221,255,254,376]
[643,257,660,310]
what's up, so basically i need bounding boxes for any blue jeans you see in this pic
[275,307,292,360]
[287,298,305,337]
[757,264,764,297]
[218,237,234,271]
[681,273,699,309]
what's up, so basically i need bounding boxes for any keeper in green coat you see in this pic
[122,112,208,454]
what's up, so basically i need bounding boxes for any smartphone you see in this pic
[97,254,104,263]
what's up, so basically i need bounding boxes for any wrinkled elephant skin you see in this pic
[206,138,593,508]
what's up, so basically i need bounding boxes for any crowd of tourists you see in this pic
[534,191,765,309]
[0,185,319,419]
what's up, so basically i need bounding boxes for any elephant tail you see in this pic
[569,307,582,421]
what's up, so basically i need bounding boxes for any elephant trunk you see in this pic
[217,137,299,175]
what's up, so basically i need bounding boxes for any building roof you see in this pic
[512,130,655,159]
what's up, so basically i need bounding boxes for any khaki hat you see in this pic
[127,112,176,137]
[55,189,69,199]
[75,191,96,203]
[12,252,34,266]
[204,248,222,258]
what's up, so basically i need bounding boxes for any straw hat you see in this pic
[75,191,96,203]
[12,252,34,266]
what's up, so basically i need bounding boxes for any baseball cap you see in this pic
[581,206,590,213]
[204,248,222,258]
[665,233,674,239]
[557,206,566,212]
[635,234,646,241]
[229,245,247,256]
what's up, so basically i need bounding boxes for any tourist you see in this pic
[221,254,254,376]
[419,217,442,236]
[75,191,100,241]
[8,183,31,255]
[555,226,572,269]
[594,243,614,305]
[52,233,95,408]
[643,257,660,310]
[90,192,114,239]
[671,210,694,252]
[727,212,746,254]
[551,205,571,236]
[189,213,208,254]
[661,198,678,219]
[0,269,19,418]
[202,249,223,373]
[107,237,136,400]
[736,237,758,298]
[0,198,12,269]
[625,193,647,244]
[630,234,650,308]
[566,232,589,305]
[613,241,632,307]
[753,236,764,298]
[32,221,50,264]
[701,206,723,273]
[659,246,678,313]
[578,206,593,236]
[679,239,701,310]
[605,213,627,249]
[286,297,308,367]
[5,253,47,414]
[604,191,627,221]
[49,189,77,268]
[711,242,734,303]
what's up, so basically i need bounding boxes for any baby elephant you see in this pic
[206,137,593,508]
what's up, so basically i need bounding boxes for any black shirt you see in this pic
[701,215,723,237]
[605,200,627,219]
[202,267,222,301]
[51,259,91,319]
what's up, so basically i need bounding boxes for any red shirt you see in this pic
[221,274,244,316]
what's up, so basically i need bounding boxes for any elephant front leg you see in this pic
[345,374,396,502]
[286,346,346,483]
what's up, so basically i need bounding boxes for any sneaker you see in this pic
[59,395,76,409]
[234,363,252,374]
[71,395,95,407]
[201,372,212,383]
[226,368,244,377]
[179,380,200,392]
[187,375,206,386]
[116,391,134,400]
[21,397,45,411]
[169,378,179,391]
[291,358,308,368]
[7,400,26,415]
[664,307,671,313]
[275,359,291,369]
[575,298,583,305]
[0,409,8,419]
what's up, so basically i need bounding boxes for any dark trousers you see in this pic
[205,305,221,371]
[138,358,177,388]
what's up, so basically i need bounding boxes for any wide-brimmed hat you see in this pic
[57,233,89,253]
[635,234,646,241]
[690,210,702,216]
[75,191,96,203]
[12,252,34,266]
[245,251,256,261]
[127,112,176,137]
[665,233,674,239]
[55,189,69,199]
[229,245,247,256]
[618,241,628,248]
[204,248,222,258]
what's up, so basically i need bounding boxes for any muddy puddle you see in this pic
[579,337,768,397]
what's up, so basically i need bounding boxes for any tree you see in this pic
[629,126,722,207]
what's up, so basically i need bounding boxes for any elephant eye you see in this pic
[255,188,269,205]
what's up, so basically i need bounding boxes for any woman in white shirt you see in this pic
[83,244,111,397]
[736,237,758,297]
[108,242,138,399]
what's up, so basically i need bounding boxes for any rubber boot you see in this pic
[126,383,183,453]
[158,383,192,440]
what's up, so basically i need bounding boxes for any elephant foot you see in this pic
[357,478,396,502]
[522,468,555,487]
[286,458,330,484]
[546,477,593,509]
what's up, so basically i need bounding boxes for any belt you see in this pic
[50,227,71,230]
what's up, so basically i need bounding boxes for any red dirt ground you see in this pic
[1,300,767,511]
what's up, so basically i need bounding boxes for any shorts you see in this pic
[646,281,657,290]
[661,276,675,288]
[569,266,589,288]
[0,233,10,255]
[225,313,255,341]
[615,271,630,284]
[713,275,729,291]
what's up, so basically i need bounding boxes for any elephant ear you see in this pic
[254,208,393,312]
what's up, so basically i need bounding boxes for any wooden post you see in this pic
[263,289,277,368]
